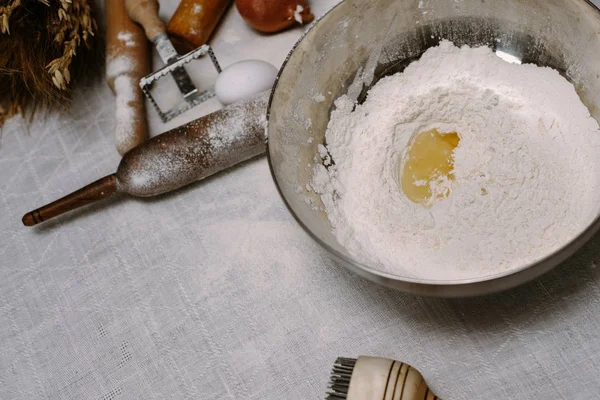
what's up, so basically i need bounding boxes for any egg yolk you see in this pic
[400,128,460,207]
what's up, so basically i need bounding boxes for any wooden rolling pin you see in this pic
[21,92,268,226]
[106,0,151,155]
[167,0,232,53]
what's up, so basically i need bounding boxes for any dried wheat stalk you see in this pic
[0,0,99,127]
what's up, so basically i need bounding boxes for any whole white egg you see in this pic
[214,60,278,105]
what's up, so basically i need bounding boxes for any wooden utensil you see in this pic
[22,92,268,226]
[125,0,165,41]
[167,0,232,53]
[327,356,440,400]
[106,0,151,155]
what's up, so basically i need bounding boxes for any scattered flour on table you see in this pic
[311,40,600,280]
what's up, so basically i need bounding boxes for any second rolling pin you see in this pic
[22,92,268,226]
[106,0,151,155]
[167,0,231,53]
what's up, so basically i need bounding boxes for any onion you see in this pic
[235,0,314,33]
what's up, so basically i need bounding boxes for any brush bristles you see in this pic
[325,357,357,399]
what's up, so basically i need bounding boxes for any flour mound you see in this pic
[311,41,600,280]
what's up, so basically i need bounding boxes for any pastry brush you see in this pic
[326,356,440,400]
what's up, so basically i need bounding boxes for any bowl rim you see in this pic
[265,0,600,294]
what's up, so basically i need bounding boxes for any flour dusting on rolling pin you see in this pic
[118,91,268,196]
[105,0,150,155]
[21,92,269,226]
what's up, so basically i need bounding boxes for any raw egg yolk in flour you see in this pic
[400,128,460,206]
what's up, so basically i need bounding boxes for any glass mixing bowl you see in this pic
[266,0,600,296]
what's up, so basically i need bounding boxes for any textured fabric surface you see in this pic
[3,1,600,399]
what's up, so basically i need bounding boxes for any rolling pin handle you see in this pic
[22,175,119,226]
[125,0,165,41]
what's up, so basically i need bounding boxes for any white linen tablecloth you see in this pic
[2,1,600,398]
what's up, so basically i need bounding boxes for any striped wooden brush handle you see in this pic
[327,356,440,400]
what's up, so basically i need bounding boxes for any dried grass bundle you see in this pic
[0,0,100,127]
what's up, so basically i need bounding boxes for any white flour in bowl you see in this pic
[311,40,600,280]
